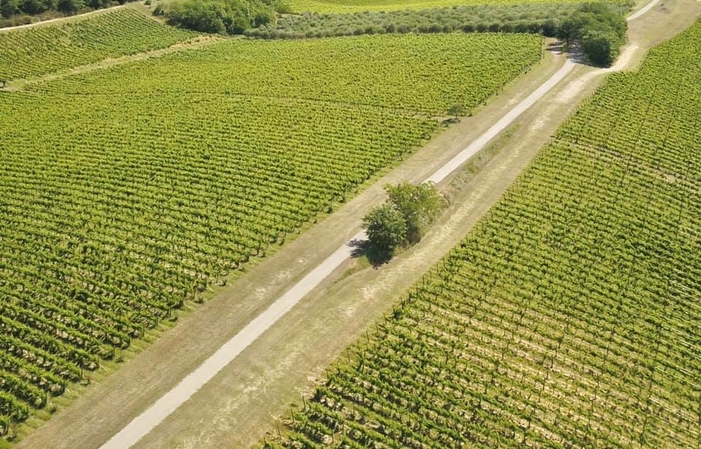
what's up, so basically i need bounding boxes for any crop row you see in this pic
[26,33,544,116]
[0,8,196,80]
[271,20,701,449]
[0,32,543,429]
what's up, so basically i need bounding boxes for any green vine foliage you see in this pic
[272,20,701,449]
[0,25,544,428]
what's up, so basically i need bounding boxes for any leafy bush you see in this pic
[558,2,627,66]
[0,0,137,22]
[157,0,286,34]
[363,182,447,258]
[363,204,408,252]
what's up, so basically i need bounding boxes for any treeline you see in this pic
[155,0,289,34]
[245,2,628,66]
[0,0,133,27]
[247,4,580,39]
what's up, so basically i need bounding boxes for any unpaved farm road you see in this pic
[95,4,664,449]
[101,59,578,449]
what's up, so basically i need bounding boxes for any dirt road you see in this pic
[96,52,579,449]
[14,0,699,448]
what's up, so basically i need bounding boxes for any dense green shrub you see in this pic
[363,182,447,259]
[558,2,627,65]
[156,0,287,34]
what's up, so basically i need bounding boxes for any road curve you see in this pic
[98,2,660,448]
[628,0,662,21]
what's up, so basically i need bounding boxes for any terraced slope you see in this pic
[0,33,543,435]
[270,19,701,449]
[0,8,196,80]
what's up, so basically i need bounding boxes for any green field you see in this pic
[287,0,584,13]
[0,8,196,80]
[0,28,543,432]
[271,20,701,449]
[27,33,542,114]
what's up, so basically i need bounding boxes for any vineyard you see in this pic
[25,33,543,115]
[0,8,196,80]
[0,32,543,433]
[269,20,701,449]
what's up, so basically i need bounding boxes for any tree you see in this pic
[581,28,619,66]
[556,3,627,67]
[385,181,445,244]
[362,204,407,253]
[0,0,20,18]
[157,0,281,35]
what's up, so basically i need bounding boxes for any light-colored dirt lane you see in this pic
[13,38,568,449]
[99,230,365,449]
[97,52,578,449]
[427,59,575,184]
[628,0,663,20]
[14,0,700,448]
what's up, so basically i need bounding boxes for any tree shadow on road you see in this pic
[348,238,393,268]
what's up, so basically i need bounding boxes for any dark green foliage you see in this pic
[558,2,627,66]
[0,0,134,21]
[156,0,286,34]
[385,182,445,244]
[0,0,21,18]
[362,182,446,261]
[363,204,408,252]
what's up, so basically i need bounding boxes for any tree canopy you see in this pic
[363,204,408,252]
[156,0,288,34]
[362,182,446,261]
[558,2,627,66]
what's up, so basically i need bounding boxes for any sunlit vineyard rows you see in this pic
[26,33,543,115]
[0,8,196,80]
[0,30,543,431]
[269,20,701,449]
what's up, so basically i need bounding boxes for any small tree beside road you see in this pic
[362,181,446,263]
[363,204,407,253]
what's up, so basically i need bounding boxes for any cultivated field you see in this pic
[0,20,544,435]
[0,9,196,80]
[26,33,543,114]
[270,19,701,448]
